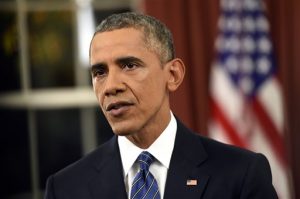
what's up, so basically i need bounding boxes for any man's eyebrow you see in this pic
[90,56,143,70]
[115,56,144,65]
[91,62,106,71]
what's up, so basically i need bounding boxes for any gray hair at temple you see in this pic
[93,12,175,63]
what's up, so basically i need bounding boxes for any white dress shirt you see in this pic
[118,112,177,199]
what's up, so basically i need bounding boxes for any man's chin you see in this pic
[111,126,135,136]
[113,131,132,136]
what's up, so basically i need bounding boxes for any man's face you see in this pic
[90,28,171,136]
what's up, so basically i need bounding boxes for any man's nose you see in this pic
[103,70,126,96]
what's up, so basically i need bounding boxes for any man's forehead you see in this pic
[90,27,162,64]
[90,41,149,65]
[91,29,147,52]
[93,28,145,42]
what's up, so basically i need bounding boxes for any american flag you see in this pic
[209,0,291,198]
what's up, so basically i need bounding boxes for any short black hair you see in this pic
[93,12,175,63]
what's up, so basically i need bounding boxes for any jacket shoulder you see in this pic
[50,136,117,184]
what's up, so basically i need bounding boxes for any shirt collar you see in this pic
[118,112,177,177]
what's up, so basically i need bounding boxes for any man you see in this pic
[45,12,278,199]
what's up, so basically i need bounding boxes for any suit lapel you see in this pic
[88,136,127,199]
[164,120,210,199]
[86,120,210,199]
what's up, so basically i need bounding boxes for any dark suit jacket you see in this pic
[45,120,278,199]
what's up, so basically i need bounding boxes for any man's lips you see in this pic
[105,101,134,112]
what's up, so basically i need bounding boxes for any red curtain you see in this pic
[143,0,300,198]
[141,0,220,134]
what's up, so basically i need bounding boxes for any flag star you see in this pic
[241,56,254,74]
[256,16,270,32]
[227,16,242,33]
[225,55,239,73]
[258,36,272,54]
[244,0,260,11]
[242,36,256,53]
[257,56,271,74]
[225,37,233,51]
[228,36,240,53]
[240,76,254,95]
[243,16,255,32]
[221,0,240,11]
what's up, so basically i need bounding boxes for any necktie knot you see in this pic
[137,151,154,170]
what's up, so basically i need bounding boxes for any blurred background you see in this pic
[0,0,299,199]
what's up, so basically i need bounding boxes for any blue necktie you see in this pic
[130,151,161,199]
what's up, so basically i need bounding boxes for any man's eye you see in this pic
[92,69,106,77]
[122,62,138,70]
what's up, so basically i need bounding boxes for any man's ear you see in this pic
[166,58,185,92]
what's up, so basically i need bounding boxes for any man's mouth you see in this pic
[105,101,134,116]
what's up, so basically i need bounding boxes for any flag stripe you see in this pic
[209,120,232,144]
[257,77,284,133]
[211,98,248,148]
[211,64,244,124]
[247,120,291,199]
[252,98,287,166]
